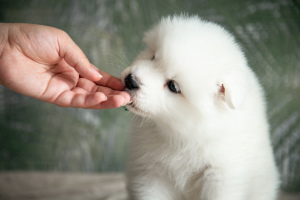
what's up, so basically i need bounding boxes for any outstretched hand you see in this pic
[0,23,130,109]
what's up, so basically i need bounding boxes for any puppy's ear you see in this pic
[218,74,247,110]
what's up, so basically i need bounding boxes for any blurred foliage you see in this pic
[0,0,299,192]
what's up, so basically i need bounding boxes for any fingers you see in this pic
[54,90,107,108]
[76,78,131,103]
[91,65,125,91]
[58,31,102,82]
[88,95,128,109]
[54,91,129,109]
[58,32,125,92]
[53,78,131,109]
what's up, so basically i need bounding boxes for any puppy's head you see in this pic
[121,15,250,125]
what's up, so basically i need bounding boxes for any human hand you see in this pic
[0,23,130,109]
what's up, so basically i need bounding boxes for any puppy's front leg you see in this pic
[128,175,179,200]
[188,168,252,200]
[185,168,224,200]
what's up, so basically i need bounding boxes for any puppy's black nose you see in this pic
[125,74,139,90]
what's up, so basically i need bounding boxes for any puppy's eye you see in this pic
[151,55,155,60]
[167,80,181,94]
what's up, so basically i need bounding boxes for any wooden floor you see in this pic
[0,172,299,200]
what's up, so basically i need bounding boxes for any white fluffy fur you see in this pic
[121,15,279,200]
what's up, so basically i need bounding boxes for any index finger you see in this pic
[91,65,125,91]
[57,31,102,82]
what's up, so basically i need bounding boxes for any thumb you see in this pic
[58,31,102,82]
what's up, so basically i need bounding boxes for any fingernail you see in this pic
[92,67,103,78]
[123,99,132,106]
[123,98,131,106]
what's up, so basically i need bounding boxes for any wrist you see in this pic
[0,23,9,56]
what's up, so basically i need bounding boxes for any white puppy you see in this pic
[121,15,279,200]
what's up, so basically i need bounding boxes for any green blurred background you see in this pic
[0,0,299,193]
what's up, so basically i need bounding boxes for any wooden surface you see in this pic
[0,172,299,200]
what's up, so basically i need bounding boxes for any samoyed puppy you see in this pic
[121,15,279,200]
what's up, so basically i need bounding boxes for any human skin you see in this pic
[0,23,130,109]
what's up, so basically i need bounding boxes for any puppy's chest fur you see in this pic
[128,120,217,190]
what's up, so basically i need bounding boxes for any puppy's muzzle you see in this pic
[125,74,140,90]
